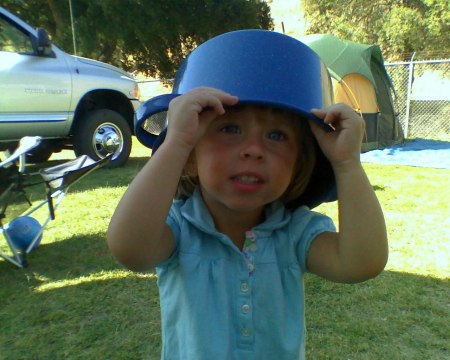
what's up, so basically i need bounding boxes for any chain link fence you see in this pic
[385,58,450,140]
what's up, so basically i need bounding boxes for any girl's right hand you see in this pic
[165,87,239,151]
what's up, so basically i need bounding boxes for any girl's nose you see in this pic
[239,135,264,160]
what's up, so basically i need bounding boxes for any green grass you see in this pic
[0,141,448,359]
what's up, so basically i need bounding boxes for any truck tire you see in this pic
[73,109,132,168]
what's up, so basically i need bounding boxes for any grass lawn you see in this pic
[1,140,448,359]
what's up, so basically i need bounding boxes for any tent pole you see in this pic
[404,52,415,139]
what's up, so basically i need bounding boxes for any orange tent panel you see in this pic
[334,73,379,113]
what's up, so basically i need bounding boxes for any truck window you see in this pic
[0,17,33,54]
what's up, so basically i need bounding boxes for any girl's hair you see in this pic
[176,108,317,208]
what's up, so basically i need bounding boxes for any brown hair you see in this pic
[282,116,316,209]
[176,108,317,208]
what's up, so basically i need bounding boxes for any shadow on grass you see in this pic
[0,233,115,278]
[0,233,161,359]
[1,235,448,359]
[373,184,385,192]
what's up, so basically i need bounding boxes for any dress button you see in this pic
[241,304,250,313]
[240,282,249,293]
[241,327,251,337]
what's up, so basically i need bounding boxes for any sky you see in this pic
[269,0,307,38]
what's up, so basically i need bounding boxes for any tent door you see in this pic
[361,112,380,152]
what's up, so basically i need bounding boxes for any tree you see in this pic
[3,0,273,78]
[302,0,450,61]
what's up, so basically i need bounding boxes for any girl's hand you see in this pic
[309,104,365,171]
[165,87,239,151]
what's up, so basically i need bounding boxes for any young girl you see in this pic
[107,30,388,360]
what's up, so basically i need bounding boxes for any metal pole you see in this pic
[404,52,415,139]
[69,0,77,55]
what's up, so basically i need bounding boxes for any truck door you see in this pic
[0,15,72,140]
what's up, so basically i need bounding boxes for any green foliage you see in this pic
[2,0,273,78]
[302,0,450,61]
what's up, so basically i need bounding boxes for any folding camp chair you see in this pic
[0,136,111,268]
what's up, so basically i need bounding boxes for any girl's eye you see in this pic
[267,130,287,141]
[220,124,240,134]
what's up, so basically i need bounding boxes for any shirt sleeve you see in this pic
[293,207,336,273]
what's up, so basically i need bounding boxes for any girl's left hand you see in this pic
[309,104,365,170]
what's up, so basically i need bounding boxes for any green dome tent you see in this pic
[301,34,403,151]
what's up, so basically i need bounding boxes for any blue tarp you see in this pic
[361,139,450,169]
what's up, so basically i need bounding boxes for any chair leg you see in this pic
[0,232,27,268]
[0,225,35,268]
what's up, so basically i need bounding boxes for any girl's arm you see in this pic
[107,88,238,272]
[306,104,388,283]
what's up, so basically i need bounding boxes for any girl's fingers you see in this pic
[311,108,326,118]
[311,104,361,130]
[183,88,238,116]
[166,87,239,148]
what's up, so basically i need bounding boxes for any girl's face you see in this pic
[191,106,300,220]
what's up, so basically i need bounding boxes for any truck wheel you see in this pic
[73,109,132,168]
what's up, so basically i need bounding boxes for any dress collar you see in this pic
[179,187,292,237]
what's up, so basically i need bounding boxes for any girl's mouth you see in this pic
[233,175,262,184]
[231,174,264,193]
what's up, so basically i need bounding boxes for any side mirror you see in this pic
[32,28,52,56]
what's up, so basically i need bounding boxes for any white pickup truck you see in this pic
[0,7,140,167]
